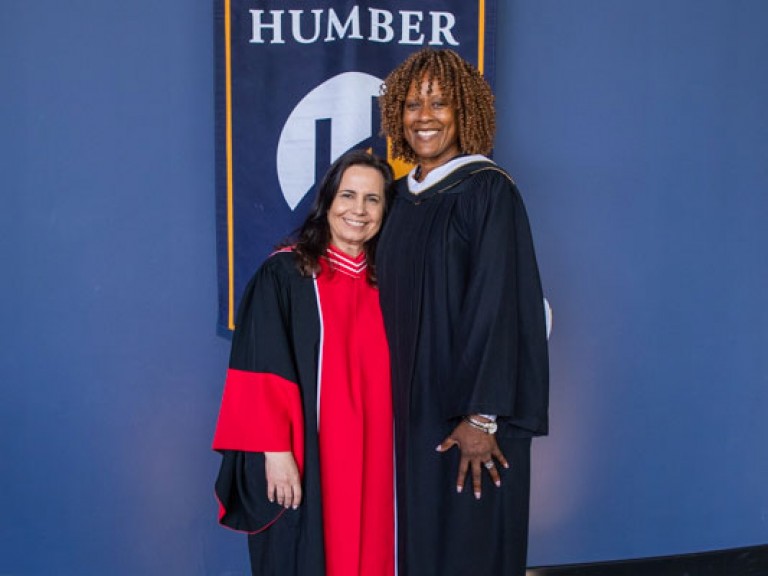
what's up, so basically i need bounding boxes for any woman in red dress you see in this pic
[213,150,395,576]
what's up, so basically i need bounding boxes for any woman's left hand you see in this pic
[437,418,509,499]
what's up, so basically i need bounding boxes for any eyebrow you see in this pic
[338,189,382,195]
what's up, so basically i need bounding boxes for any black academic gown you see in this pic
[377,158,549,576]
[212,249,394,576]
[212,252,326,575]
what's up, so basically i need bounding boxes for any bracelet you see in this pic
[464,416,498,435]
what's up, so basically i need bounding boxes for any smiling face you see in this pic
[327,165,386,257]
[403,75,461,178]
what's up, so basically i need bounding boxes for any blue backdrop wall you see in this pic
[2,1,767,574]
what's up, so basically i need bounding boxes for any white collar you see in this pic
[407,155,492,194]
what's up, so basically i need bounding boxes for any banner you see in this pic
[215,0,498,332]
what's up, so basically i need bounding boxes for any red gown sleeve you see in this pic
[211,255,307,532]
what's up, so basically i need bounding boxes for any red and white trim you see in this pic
[324,245,367,279]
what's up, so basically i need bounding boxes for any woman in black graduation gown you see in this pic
[212,150,396,576]
[377,48,550,576]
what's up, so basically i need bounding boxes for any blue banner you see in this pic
[215,0,498,331]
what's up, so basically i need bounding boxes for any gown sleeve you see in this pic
[211,255,306,532]
[448,169,549,437]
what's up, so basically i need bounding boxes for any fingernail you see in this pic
[456,485,462,493]
[495,481,501,487]
[474,492,481,499]
[503,463,510,469]
[435,445,442,451]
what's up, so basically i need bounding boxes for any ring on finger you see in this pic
[483,460,495,470]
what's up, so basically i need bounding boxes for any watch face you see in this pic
[488,422,498,434]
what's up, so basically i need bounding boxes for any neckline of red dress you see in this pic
[324,245,367,278]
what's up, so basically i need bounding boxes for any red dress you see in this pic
[316,246,394,576]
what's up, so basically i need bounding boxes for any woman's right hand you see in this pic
[264,451,302,509]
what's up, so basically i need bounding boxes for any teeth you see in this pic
[343,218,365,227]
[417,130,438,137]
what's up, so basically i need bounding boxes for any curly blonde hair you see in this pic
[379,48,496,164]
